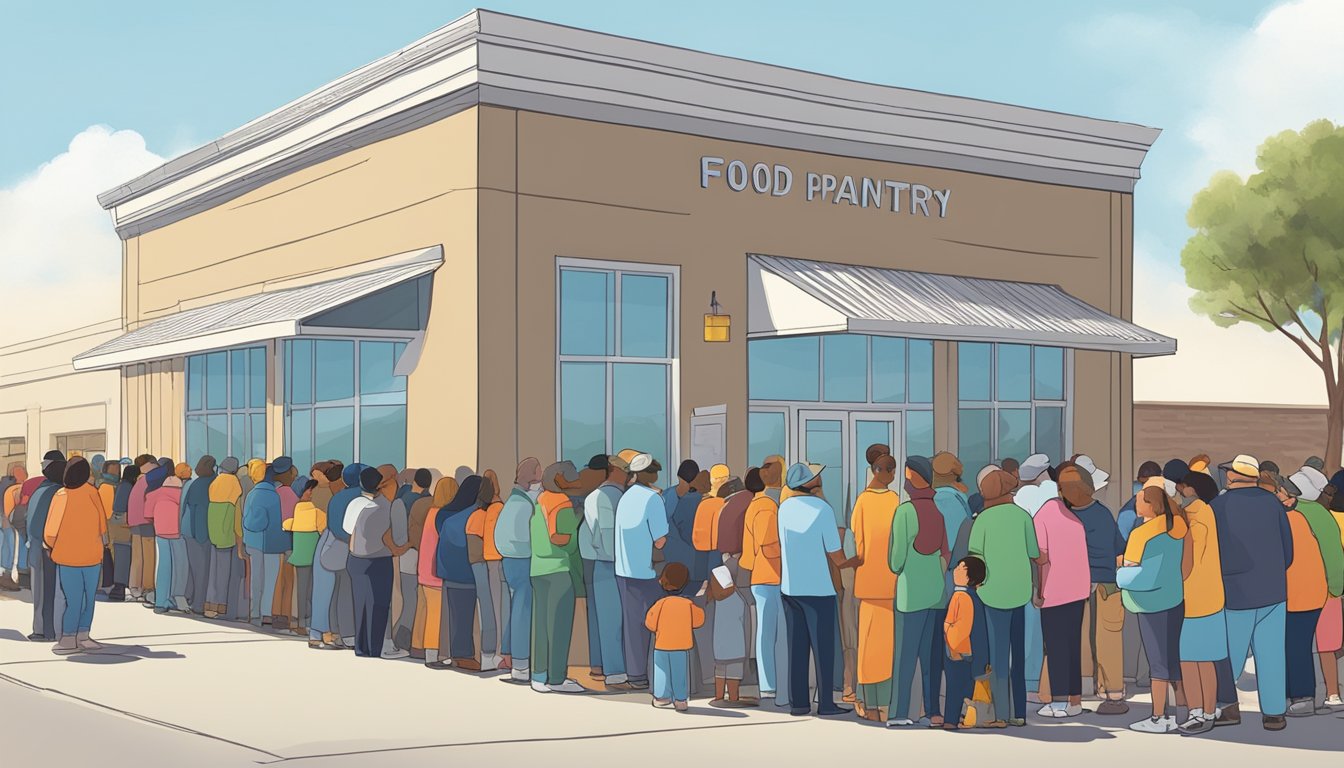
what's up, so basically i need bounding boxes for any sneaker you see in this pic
[1059,704,1086,717]
[174,596,191,613]
[674,700,689,712]
[1286,698,1324,717]
[548,679,587,693]
[1323,695,1344,710]
[530,681,549,693]
[652,698,674,709]
[510,668,531,683]
[1262,715,1287,731]
[604,673,629,685]
[480,654,503,671]
[1096,699,1130,716]
[77,636,103,651]
[1214,703,1240,726]
[52,637,79,655]
[1006,718,1027,727]
[1179,716,1215,735]
[380,648,410,660]
[1129,716,1177,734]
[885,718,916,727]
[1036,704,1058,717]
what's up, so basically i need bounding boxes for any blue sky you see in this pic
[2,0,1341,403]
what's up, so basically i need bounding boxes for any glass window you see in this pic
[186,416,205,465]
[909,339,933,404]
[997,344,1031,402]
[803,418,845,510]
[249,348,267,408]
[612,363,669,471]
[906,410,934,460]
[230,350,248,409]
[958,408,992,479]
[560,362,607,467]
[206,414,229,461]
[619,274,669,358]
[359,341,406,396]
[1035,406,1065,465]
[823,335,868,403]
[205,352,227,410]
[187,356,204,412]
[559,269,614,357]
[230,414,247,462]
[748,337,820,401]
[748,411,787,467]
[958,342,991,401]
[316,340,355,402]
[250,414,267,465]
[289,340,313,405]
[289,409,312,474]
[872,337,907,403]
[314,407,355,465]
[186,346,267,465]
[997,408,1032,463]
[360,405,407,469]
[1034,346,1065,401]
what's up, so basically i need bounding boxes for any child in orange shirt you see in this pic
[645,561,705,712]
[944,556,989,729]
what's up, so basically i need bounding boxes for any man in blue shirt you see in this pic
[495,458,543,682]
[324,462,368,647]
[1116,461,1162,542]
[614,451,668,690]
[242,460,287,628]
[27,451,66,641]
[778,463,854,718]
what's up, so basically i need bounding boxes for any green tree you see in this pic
[1183,119,1344,468]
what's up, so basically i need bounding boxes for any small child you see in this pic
[944,555,989,729]
[284,480,327,647]
[644,561,705,712]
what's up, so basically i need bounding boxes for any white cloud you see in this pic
[0,126,163,347]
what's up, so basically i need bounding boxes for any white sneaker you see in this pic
[511,667,531,682]
[1059,704,1084,717]
[1037,704,1059,717]
[548,679,587,693]
[1324,695,1344,710]
[885,718,915,727]
[480,653,502,671]
[1129,716,1177,733]
[605,673,629,685]
[531,681,549,693]
[381,648,410,660]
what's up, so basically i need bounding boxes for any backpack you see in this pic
[692,497,724,552]
[10,488,28,534]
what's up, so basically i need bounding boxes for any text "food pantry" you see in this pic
[699,156,951,218]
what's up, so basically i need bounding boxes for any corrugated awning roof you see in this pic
[748,254,1176,357]
[73,247,442,370]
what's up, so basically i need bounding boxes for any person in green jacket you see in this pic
[530,461,587,694]
[887,456,950,727]
[205,457,244,620]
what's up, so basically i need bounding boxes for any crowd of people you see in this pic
[2,444,1341,735]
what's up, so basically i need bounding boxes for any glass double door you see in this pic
[797,410,904,518]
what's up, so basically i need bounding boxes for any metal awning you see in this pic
[73,246,442,370]
[748,254,1176,357]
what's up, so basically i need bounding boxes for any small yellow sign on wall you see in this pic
[704,313,731,342]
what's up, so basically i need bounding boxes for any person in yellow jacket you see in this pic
[43,458,108,654]
[205,457,245,619]
[284,479,327,644]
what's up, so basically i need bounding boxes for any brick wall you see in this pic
[1133,401,1331,475]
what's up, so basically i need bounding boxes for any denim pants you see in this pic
[28,536,57,637]
[348,555,393,657]
[618,575,664,684]
[892,607,937,719]
[246,547,282,620]
[1041,600,1085,698]
[984,604,1027,721]
[1,526,13,572]
[582,559,602,668]
[1226,602,1287,716]
[501,557,533,666]
[489,560,511,656]
[112,541,132,587]
[590,560,625,677]
[782,593,839,711]
[184,536,211,612]
[751,584,789,702]
[309,559,336,637]
[470,561,498,655]
[57,564,100,635]
[1024,600,1043,694]
[653,649,690,702]
[440,582,479,660]
[155,536,188,610]
[1285,608,1321,700]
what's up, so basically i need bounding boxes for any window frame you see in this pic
[955,342,1073,463]
[184,345,268,464]
[555,257,680,471]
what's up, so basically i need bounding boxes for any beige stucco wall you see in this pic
[119,109,480,469]
[481,107,1135,510]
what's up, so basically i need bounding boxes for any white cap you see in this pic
[1290,466,1328,502]
[1073,454,1110,493]
[975,463,1000,489]
[628,453,654,473]
[1018,454,1051,484]
[1218,454,1260,478]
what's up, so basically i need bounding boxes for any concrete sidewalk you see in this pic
[0,592,1339,766]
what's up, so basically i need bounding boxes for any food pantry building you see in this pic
[76,10,1174,512]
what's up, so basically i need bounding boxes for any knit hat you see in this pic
[978,469,1019,508]
[219,457,240,474]
[905,455,933,485]
[359,466,382,493]
[1163,459,1190,483]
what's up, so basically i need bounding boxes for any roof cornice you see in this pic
[99,9,1161,238]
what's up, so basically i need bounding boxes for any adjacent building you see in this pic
[77,10,1174,511]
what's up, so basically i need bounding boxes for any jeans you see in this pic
[246,547,282,620]
[944,657,974,726]
[395,571,418,650]
[440,583,478,660]
[590,560,625,678]
[470,562,498,656]
[112,542,132,587]
[582,559,602,669]
[501,557,532,667]
[57,564,100,635]
[531,572,576,685]
[488,561,511,656]
[653,649,690,702]
[1286,608,1322,700]
[892,607,937,719]
[154,537,188,610]
[1,526,13,572]
[206,546,241,615]
[309,559,339,635]
[335,569,355,640]
[926,605,948,719]
[1024,600,1043,694]
[28,538,57,637]
[617,575,664,684]
[1226,602,1287,716]
[348,555,393,657]
[184,537,211,613]
[1041,599,1085,698]
[751,585,787,700]
[294,566,313,629]
[985,604,1027,721]
[782,593,839,712]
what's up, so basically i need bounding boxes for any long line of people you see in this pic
[3,445,1341,734]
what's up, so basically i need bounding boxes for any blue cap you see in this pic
[271,456,294,475]
[785,462,823,490]
[342,462,367,488]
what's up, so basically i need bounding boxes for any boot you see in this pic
[272,615,290,632]
[52,636,78,655]
[17,571,30,589]
[0,573,19,591]
[108,584,126,602]
[77,631,103,652]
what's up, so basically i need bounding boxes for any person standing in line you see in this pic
[285,479,325,642]
[848,454,899,722]
[646,562,706,713]
[479,469,511,669]
[614,451,669,691]
[321,463,365,648]
[778,463,854,718]
[929,451,971,723]
[1120,485,1191,734]
[204,458,243,621]
[412,477,455,663]
[886,456,951,727]
[269,459,300,633]
[1283,465,1343,716]
[1211,454,1292,731]
[1322,472,1344,709]
[760,456,785,505]
[1010,454,1054,708]
[1174,470,1225,734]
[1275,473,1333,717]
[463,471,505,669]
[708,475,756,708]
[125,454,157,604]
[495,458,542,683]
[144,463,186,614]
[181,457,215,614]
[343,466,406,658]
[1032,462,1092,719]
[741,466,787,708]
[371,465,410,658]
[28,451,68,641]
[392,468,431,653]
[43,457,108,654]
[103,463,133,602]
[241,460,287,627]
[580,454,630,689]
[529,462,586,693]
[968,468,1039,727]
[433,475,486,671]
[0,464,22,592]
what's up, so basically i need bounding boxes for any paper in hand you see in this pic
[711,565,733,589]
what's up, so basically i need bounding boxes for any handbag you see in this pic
[317,528,348,571]
[100,547,115,588]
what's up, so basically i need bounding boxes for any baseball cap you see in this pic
[1289,466,1328,501]
[1073,454,1109,492]
[628,453,656,473]
[785,462,823,490]
[1218,454,1260,478]
[1018,454,1051,484]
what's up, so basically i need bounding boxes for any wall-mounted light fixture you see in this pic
[703,291,730,342]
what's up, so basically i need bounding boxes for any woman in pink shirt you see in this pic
[144,464,186,614]
[1032,462,1093,718]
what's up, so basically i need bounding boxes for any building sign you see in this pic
[698,156,951,218]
